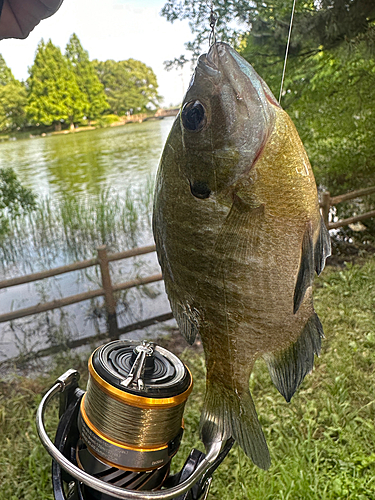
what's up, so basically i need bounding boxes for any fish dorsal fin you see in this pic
[293,217,331,314]
[264,312,324,402]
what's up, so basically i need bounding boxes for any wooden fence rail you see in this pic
[320,186,375,229]
[0,185,374,366]
[0,244,163,339]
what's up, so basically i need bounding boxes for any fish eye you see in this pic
[181,100,206,132]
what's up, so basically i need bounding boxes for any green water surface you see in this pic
[0,118,176,359]
[0,117,175,199]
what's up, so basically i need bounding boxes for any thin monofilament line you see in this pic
[84,376,186,447]
[209,0,217,46]
[279,0,297,103]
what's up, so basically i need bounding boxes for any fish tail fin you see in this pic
[200,380,271,470]
[264,312,324,403]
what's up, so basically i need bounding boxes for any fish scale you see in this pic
[153,42,331,470]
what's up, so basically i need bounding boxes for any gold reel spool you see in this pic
[78,340,193,472]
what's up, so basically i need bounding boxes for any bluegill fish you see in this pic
[153,42,331,469]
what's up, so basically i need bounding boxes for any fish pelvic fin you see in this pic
[200,380,271,470]
[293,217,331,314]
[264,312,324,403]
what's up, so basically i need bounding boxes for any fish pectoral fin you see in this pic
[293,217,331,314]
[263,312,324,402]
[200,380,270,470]
[314,216,331,275]
[169,297,199,345]
[214,195,265,264]
[293,223,315,314]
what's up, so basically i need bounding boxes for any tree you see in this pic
[94,59,160,115]
[0,54,14,86]
[287,46,375,191]
[26,39,86,130]
[161,0,375,61]
[65,34,109,124]
[0,79,27,130]
[0,54,27,130]
[0,168,36,236]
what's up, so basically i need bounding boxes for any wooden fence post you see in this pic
[97,245,118,339]
[321,191,331,228]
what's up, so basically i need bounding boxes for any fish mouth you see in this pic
[206,42,221,68]
[197,49,221,81]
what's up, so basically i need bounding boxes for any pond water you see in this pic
[1,118,174,198]
[0,118,177,362]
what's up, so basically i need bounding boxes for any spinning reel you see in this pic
[37,340,233,500]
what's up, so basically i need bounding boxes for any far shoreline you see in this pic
[0,108,180,142]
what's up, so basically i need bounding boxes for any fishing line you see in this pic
[209,0,217,45]
[83,375,186,447]
[279,0,297,103]
[77,341,193,471]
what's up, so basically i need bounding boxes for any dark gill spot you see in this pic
[190,181,211,199]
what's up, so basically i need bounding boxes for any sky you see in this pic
[0,0,201,107]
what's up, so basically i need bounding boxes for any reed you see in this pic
[0,180,155,273]
[0,178,160,362]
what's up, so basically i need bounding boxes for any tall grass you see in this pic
[0,179,159,362]
[0,180,155,274]
[1,258,375,498]
[174,258,375,499]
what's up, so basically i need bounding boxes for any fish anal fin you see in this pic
[200,380,271,470]
[264,312,324,402]
[293,223,314,314]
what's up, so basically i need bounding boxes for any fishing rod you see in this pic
[36,339,233,500]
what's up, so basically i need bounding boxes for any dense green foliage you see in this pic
[1,257,375,498]
[0,34,159,132]
[162,0,375,59]
[0,54,13,86]
[65,34,109,123]
[0,75,27,131]
[27,39,86,130]
[0,167,36,235]
[0,55,27,131]
[94,58,160,115]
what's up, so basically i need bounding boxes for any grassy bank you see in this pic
[1,257,375,499]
